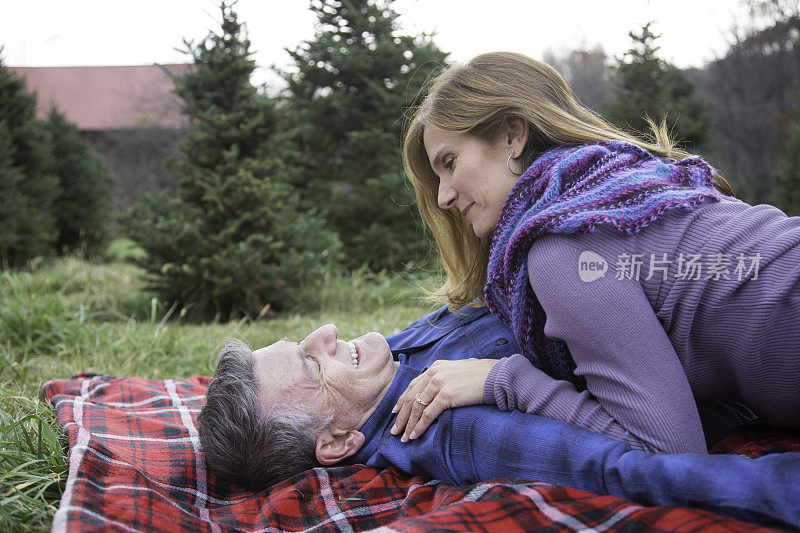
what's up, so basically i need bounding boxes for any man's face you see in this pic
[253,324,398,431]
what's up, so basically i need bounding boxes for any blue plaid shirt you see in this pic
[347,305,800,530]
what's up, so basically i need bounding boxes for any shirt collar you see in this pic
[349,361,421,464]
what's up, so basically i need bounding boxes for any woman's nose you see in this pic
[438,180,457,210]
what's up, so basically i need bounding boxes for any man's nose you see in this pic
[308,324,338,355]
[438,179,457,210]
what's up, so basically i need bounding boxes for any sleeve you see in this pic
[443,405,629,492]
[484,230,707,454]
[446,406,800,529]
[484,354,655,451]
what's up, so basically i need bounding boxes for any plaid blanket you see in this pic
[43,373,797,532]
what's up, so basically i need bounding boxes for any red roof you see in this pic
[8,64,192,130]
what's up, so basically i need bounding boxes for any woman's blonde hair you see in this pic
[403,51,733,308]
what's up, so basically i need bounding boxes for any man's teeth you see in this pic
[348,342,359,367]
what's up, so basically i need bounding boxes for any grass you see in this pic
[0,390,66,532]
[0,256,438,530]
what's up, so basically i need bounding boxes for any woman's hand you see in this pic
[390,358,500,442]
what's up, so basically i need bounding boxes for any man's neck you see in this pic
[357,360,401,430]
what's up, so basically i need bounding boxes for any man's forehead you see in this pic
[253,338,294,360]
[253,339,298,394]
[253,339,320,399]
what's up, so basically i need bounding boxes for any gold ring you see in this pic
[414,393,429,406]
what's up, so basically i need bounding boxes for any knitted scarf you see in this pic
[484,140,723,388]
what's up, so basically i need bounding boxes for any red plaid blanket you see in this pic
[43,373,796,532]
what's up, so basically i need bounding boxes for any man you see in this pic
[198,305,800,529]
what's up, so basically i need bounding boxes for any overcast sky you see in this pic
[1,0,750,86]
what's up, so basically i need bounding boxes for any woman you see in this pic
[390,51,800,454]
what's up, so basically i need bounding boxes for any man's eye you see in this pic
[307,356,321,372]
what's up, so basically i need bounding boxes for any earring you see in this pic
[507,151,523,176]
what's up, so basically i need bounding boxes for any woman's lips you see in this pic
[461,204,473,219]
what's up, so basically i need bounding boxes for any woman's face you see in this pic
[423,127,520,239]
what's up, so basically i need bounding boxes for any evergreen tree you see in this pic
[605,23,712,152]
[0,55,58,267]
[770,119,800,216]
[46,107,114,256]
[0,122,26,265]
[281,0,449,270]
[126,2,339,321]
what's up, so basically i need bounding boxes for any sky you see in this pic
[1,0,751,86]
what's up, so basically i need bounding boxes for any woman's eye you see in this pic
[444,157,454,170]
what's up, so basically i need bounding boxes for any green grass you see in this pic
[0,390,66,532]
[0,256,438,530]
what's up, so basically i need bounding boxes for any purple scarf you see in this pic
[484,141,723,388]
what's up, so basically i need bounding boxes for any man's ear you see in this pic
[504,116,529,158]
[315,427,365,466]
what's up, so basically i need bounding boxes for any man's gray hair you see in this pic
[197,339,333,491]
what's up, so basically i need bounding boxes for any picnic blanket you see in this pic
[43,373,800,532]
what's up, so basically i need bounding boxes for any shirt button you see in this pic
[495,338,509,346]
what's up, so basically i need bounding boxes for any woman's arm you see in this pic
[391,355,659,451]
[485,354,659,451]
[488,232,707,454]
[392,227,707,453]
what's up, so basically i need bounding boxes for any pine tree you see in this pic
[46,107,113,256]
[605,23,712,152]
[0,122,26,265]
[281,0,449,270]
[0,55,58,267]
[770,119,800,216]
[126,2,339,320]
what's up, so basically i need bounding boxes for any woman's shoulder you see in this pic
[527,221,642,272]
[528,195,754,262]
[657,194,800,257]
[526,226,640,293]
[525,196,739,292]
[526,193,800,300]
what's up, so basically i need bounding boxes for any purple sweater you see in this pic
[484,194,800,454]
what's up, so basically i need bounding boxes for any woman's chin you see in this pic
[472,225,491,239]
